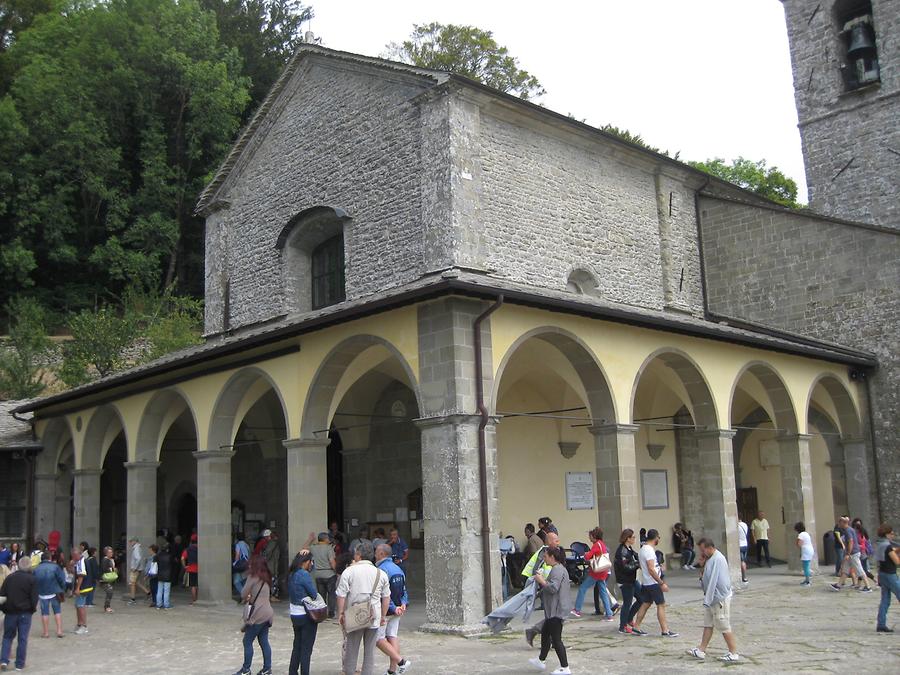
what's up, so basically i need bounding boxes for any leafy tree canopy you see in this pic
[0,295,53,398]
[387,22,544,100]
[600,123,680,159]
[689,157,800,208]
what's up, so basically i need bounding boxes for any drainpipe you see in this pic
[862,375,884,520]
[473,294,504,616]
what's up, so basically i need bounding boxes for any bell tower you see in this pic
[781,0,899,228]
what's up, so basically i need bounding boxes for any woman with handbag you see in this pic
[288,551,322,675]
[571,527,613,619]
[100,546,118,613]
[614,529,641,634]
[234,555,275,675]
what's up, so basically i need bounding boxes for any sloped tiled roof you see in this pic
[0,399,39,449]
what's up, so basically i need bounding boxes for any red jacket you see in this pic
[584,540,610,580]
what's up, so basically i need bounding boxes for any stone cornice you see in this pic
[192,449,235,460]
[587,423,640,437]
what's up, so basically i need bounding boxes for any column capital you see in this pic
[414,414,492,429]
[283,438,329,451]
[34,473,59,480]
[588,423,639,437]
[123,461,160,470]
[694,428,737,440]
[192,449,234,460]
[776,433,812,444]
[840,436,866,445]
[73,468,103,477]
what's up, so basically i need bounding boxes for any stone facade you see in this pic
[781,0,900,228]
[698,196,900,522]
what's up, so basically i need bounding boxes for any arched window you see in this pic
[834,0,880,90]
[566,268,600,297]
[276,206,350,315]
[312,234,345,309]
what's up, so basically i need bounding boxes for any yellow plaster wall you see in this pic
[810,425,838,559]
[738,425,787,560]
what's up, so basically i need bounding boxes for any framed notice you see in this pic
[641,469,669,510]
[565,471,595,510]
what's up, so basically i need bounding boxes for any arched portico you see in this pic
[33,418,73,545]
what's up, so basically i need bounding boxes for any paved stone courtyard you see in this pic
[18,566,899,673]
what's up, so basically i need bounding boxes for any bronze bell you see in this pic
[847,23,876,56]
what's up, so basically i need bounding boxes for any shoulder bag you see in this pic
[301,593,329,623]
[343,569,383,633]
[241,580,265,632]
[589,544,612,574]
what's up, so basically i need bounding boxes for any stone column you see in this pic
[778,434,817,572]
[72,469,102,548]
[33,473,58,542]
[694,430,741,578]
[417,414,500,634]
[676,419,703,530]
[589,424,640,537]
[283,439,328,558]
[193,450,233,603]
[841,437,873,527]
[125,461,159,547]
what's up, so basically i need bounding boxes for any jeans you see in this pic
[156,581,172,608]
[682,549,696,567]
[1,613,32,669]
[575,575,611,615]
[802,560,811,581]
[315,575,337,617]
[149,576,159,604]
[619,583,639,629]
[834,547,843,575]
[538,616,567,668]
[877,573,900,628]
[233,571,246,595]
[289,614,318,675]
[756,539,770,566]
[104,583,114,609]
[242,622,272,671]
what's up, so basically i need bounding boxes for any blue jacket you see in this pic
[289,568,317,605]
[33,560,66,596]
[376,558,408,615]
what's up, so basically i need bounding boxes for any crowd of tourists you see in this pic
[0,511,897,673]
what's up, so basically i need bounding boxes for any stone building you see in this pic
[8,43,897,632]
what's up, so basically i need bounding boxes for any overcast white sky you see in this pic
[310,0,808,201]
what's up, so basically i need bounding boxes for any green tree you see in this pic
[599,123,679,159]
[0,295,53,398]
[201,0,312,112]
[0,0,250,316]
[689,157,800,208]
[387,23,544,100]
[58,305,136,386]
[124,285,204,361]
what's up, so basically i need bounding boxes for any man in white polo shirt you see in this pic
[336,541,391,675]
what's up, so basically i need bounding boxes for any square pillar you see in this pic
[72,469,102,549]
[33,473,58,543]
[283,439,328,559]
[778,434,817,572]
[589,424,640,537]
[417,414,500,634]
[841,437,874,528]
[193,450,233,603]
[675,419,703,531]
[694,430,742,579]
[125,461,159,548]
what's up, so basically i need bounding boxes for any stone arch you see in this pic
[136,388,199,462]
[630,348,718,428]
[490,326,616,424]
[566,268,600,296]
[805,373,861,438]
[300,334,421,439]
[36,417,74,475]
[729,361,799,434]
[276,205,352,315]
[80,404,127,470]
[207,367,291,452]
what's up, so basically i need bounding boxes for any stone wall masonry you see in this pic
[699,196,900,523]
[205,59,431,332]
[781,0,900,228]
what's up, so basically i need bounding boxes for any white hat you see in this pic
[262,529,272,537]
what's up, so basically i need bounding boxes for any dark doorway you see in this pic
[176,493,197,540]
[326,428,344,528]
[737,487,759,526]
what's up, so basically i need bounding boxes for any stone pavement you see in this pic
[17,566,900,674]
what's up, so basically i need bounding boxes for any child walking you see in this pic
[529,546,572,674]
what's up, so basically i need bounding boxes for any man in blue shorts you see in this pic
[33,552,66,638]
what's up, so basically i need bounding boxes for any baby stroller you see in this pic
[566,541,590,585]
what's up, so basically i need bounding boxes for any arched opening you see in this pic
[630,350,719,561]
[81,405,127,551]
[492,330,615,558]
[833,0,880,90]
[99,433,127,549]
[730,363,801,564]
[301,336,422,592]
[277,205,350,315]
[34,418,74,546]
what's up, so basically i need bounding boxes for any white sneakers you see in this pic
[687,647,706,660]
[528,657,546,671]
[551,668,572,674]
